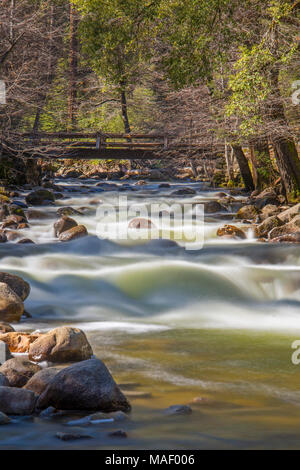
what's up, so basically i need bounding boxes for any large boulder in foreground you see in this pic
[0,357,41,388]
[54,216,78,238]
[278,203,300,224]
[0,387,37,415]
[25,189,55,206]
[269,215,300,240]
[28,326,93,363]
[58,225,88,242]
[0,272,30,301]
[24,368,59,395]
[0,282,24,323]
[36,358,131,412]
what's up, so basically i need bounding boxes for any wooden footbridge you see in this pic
[20,131,172,160]
[18,131,213,160]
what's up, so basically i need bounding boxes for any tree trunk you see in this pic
[249,138,272,191]
[232,145,254,192]
[68,2,78,130]
[120,85,131,135]
[225,140,234,182]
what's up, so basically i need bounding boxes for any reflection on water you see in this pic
[1,179,300,449]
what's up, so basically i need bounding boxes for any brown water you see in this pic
[1,179,300,449]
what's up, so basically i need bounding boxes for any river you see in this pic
[0,178,300,450]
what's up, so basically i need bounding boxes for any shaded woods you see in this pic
[1,0,300,199]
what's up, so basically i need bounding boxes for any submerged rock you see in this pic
[28,326,93,363]
[0,387,37,415]
[0,357,41,387]
[58,225,88,242]
[204,201,225,214]
[0,410,10,424]
[36,358,131,413]
[25,189,55,206]
[128,218,156,229]
[0,282,24,323]
[54,216,78,238]
[163,405,192,416]
[171,188,196,196]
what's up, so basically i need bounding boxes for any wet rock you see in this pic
[278,203,300,224]
[0,410,10,424]
[0,372,9,386]
[0,231,7,243]
[0,332,40,353]
[0,272,30,301]
[58,225,88,242]
[108,430,127,438]
[24,368,59,395]
[0,341,13,365]
[0,357,41,388]
[260,204,280,220]
[236,205,259,220]
[269,215,300,240]
[270,233,300,244]
[252,189,280,209]
[171,188,196,196]
[0,387,37,415]
[204,201,225,214]
[28,326,93,363]
[54,216,78,238]
[26,209,51,220]
[5,230,22,241]
[17,238,35,244]
[56,207,81,217]
[128,218,156,229]
[17,223,30,230]
[36,358,131,413]
[55,432,92,441]
[0,322,15,333]
[163,405,192,416]
[0,282,24,322]
[254,216,284,239]
[217,225,246,240]
[25,189,55,206]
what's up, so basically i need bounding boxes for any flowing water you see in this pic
[1,179,300,449]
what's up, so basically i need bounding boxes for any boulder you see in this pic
[270,233,300,244]
[54,216,78,238]
[278,203,300,224]
[0,282,24,322]
[252,189,280,209]
[217,225,246,240]
[0,272,30,301]
[58,225,88,242]
[28,326,93,363]
[24,368,59,395]
[56,207,81,217]
[0,357,41,387]
[17,238,35,244]
[269,215,300,240]
[0,332,40,353]
[260,204,280,220]
[25,189,55,206]
[0,341,13,365]
[204,201,225,214]
[254,216,284,239]
[0,373,9,386]
[26,209,52,220]
[36,358,131,412]
[0,386,37,415]
[0,322,15,333]
[128,218,155,229]
[236,205,259,220]
[171,188,196,196]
